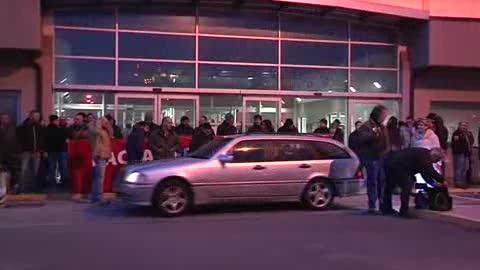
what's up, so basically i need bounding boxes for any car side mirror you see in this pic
[218,154,234,164]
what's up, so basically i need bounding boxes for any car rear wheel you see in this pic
[303,180,334,210]
[152,180,192,217]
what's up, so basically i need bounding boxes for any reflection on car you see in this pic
[116,134,364,217]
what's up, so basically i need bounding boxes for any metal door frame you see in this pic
[242,96,282,132]
[114,93,158,124]
[158,94,200,126]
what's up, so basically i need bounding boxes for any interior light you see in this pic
[59,78,68,84]
[349,87,357,92]
[373,82,382,89]
[247,77,254,80]
[296,97,302,102]
[327,90,333,93]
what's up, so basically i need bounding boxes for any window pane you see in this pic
[281,15,348,40]
[200,37,277,63]
[281,97,347,134]
[55,9,114,28]
[119,33,195,60]
[55,29,115,57]
[54,91,114,119]
[230,140,269,163]
[282,41,347,66]
[351,24,397,43]
[314,142,350,159]
[271,141,317,161]
[55,59,114,85]
[351,70,397,93]
[281,68,347,92]
[200,95,243,132]
[199,9,278,37]
[352,45,397,68]
[118,8,195,33]
[119,61,195,88]
[199,64,277,90]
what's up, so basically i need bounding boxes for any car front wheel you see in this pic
[153,180,192,217]
[303,179,334,210]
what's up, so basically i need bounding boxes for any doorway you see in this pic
[242,97,281,132]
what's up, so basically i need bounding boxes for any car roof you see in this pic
[225,133,340,143]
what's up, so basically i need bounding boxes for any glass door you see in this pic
[115,94,157,132]
[349,99,400,134]
[242,97,281,132]
[159,95,199,127]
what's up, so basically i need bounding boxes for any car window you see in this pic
[313,141,350,159]
[271,140,317,161]
[229,140,269,163]
[190,137,233,159]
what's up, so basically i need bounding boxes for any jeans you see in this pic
[47,152,68,186]
[19,152,41,193]
[363,158,384,210]
[453,154,469,185]
[91,158,107,203]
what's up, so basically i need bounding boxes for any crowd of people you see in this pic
[0,107,478,208]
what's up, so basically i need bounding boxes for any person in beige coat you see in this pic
[89,117,113,204]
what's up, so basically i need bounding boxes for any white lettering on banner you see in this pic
[92,149,154,166]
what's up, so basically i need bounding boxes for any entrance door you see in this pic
[349,99,400,133]
[243,97,281,132]
[115,94,157,130]
[159,95,199,127]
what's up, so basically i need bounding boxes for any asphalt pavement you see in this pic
[0,200,479,270]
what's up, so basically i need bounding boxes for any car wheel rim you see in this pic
[307,182,331,208]
[160,186,187,214]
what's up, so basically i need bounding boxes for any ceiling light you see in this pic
[349,87,357,92]
[296,97,302,102]
[59,78,68,84]
[247,77,254,80]
[327,90,333,93]
[373,82,382,89]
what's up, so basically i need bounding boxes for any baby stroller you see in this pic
[413,162,452,211]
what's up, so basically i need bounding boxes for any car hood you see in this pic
[126,157,208,173]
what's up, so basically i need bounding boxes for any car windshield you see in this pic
[189,138,233,159]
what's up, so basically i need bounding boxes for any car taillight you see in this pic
[355,168,364,179]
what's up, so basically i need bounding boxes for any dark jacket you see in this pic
[175,124,194,136]
[127,126,146,162]
[451,129,474,155]
[387,127,402,152]
[435,126,449,151]
[247,124,263,134]
[355,119,388,161]
[217,121,237,136]
[149,129,179,160]
[67,124,89,140]
[333,128,344,143]
[384,148,444,185]
[0,124,17,162]
[44,124,68,153]
[314,127,330,134]
[17,119,44,153]
[190,127,214,152]
[277,125,298,134]
[113,125,123,139]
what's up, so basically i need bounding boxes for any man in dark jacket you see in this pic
[331,119,345,143]
[451,121,474,188]
[190,123,215,152]
[106,114,123,139]
[17,110,44,192]
[45,115,68,187]
[149,117,179,160]
[382,147,445,218]
[175,116,195,136]
[277,119,298,134]
[217,113,237,136]
[67,112,89,140]
[247,114,263,133]
[127,121,149,163]
[355,105,389,214]
[314,119,330,134]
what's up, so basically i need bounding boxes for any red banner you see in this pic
[68,136,193,194]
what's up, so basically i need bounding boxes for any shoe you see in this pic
[398,211,417,219]
[382,209,399,216]
[367,209,377,215]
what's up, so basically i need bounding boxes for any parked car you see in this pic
[116,134,364,217]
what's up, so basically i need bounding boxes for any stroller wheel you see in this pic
[430,191,452,211]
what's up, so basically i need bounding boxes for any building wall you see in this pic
[0,64,37,121]
[428,0,480,18]
[0,0,41,50]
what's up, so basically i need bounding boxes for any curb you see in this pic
[1,193,117,205]
[416,210,480,231]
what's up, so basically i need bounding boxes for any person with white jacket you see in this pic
[412,118,441,150]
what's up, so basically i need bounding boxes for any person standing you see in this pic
[190,123,215,152]
[451,121,474,189]
[354,121,362,131]
[89,117,113,204]
[277,119,298,134]
[105,114,123,139]
[217,113,237,136]
[175,116,194,136]
[149,117,179,160]
[412,118,440,150]
[248,114,263,133]
[17,110,44,193]
[386,116,402,152]
[0,113,17,192]
[355,105,389,214]
[331,119,345,143]
[67,112,89,140]
[126,121,150,164]
[314,118,330,134]
[431,115,449,151]
[400,116,415,149]
[261,119,275,133]
[44,115,69,188]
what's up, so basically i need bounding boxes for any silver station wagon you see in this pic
[117,134,364,217]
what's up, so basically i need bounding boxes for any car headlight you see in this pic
[125,172,145,184]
